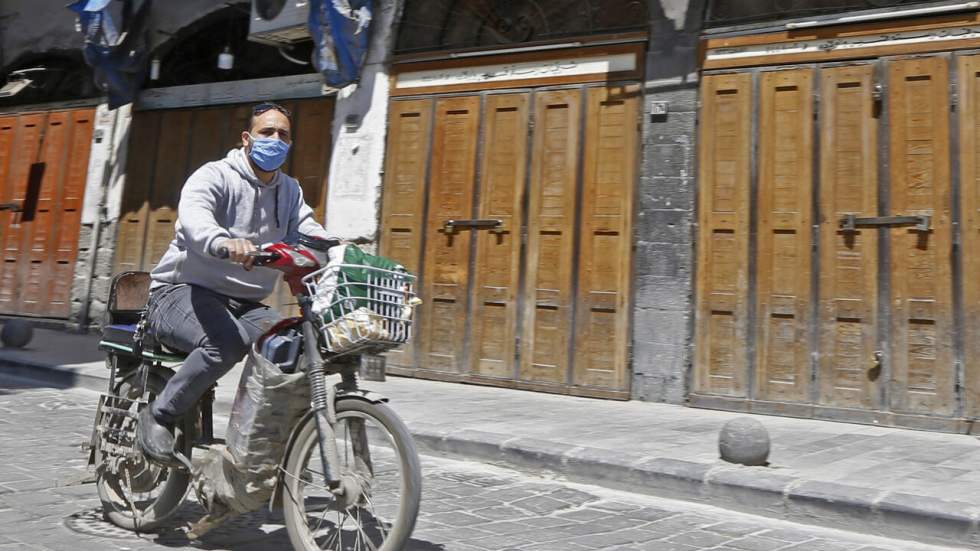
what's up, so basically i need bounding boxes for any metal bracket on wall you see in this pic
[839,214,931,232]
[441,219,503,234]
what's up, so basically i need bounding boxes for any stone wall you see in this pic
[324,0,403,250]
[70,105,132,330]
[630,0,705,403]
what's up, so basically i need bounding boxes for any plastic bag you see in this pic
[311,244,405,318]
[322,306,389,351]
[188,345,309,537]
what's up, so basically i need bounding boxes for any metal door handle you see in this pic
[442,219,502,233]
[839,214,930,232]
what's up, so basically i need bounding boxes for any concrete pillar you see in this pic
[631,0,704,403]
[324,0,404,251]
[70,104,132,331]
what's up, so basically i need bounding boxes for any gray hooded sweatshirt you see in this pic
[150,147,329,301]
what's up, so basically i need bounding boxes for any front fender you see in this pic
[269,389,389,509]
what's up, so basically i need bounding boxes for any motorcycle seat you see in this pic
[99,323,187,361]
[102,323,138,346]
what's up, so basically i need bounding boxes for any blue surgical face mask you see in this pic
[247,134,291,172]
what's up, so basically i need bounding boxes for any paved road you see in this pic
[0,373,968,551]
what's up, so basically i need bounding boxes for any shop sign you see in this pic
[706,24,980,63]
[395,52,636,89]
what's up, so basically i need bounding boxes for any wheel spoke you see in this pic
[309,482,334,538]
[362,494,389,540]
[336,510,347,550]
[352,507,380,551]
[287,404,418,551]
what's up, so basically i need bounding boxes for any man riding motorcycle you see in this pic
[137,101,332,462]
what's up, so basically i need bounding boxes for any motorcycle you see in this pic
[88,235,422,550]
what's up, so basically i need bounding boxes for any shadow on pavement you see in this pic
[69,503,446,551]
[0,367,77,393]
[2,343,107,364]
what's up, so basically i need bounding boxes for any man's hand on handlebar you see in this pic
[217,238,257,270]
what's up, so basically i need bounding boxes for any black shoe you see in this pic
[137,406,175,463]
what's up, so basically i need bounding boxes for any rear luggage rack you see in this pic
[91,393,144,465]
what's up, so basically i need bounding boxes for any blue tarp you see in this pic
[308,0,373,88]
[67,0,152,109]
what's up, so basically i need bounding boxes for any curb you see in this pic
[3,357,979,549]
[412,427,980,549]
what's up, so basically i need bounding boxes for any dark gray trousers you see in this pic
[146,284,282,423]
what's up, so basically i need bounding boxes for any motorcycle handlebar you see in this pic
[214,245,279,265]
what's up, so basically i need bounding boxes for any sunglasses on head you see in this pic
[252,102,291,118]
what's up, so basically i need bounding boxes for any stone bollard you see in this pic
[1,319,33,349]
[718,416,770,466]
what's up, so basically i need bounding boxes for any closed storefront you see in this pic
[0,106,95,318]
[693,11,980,429]
[379,43,642,398]
[113,96,334,312]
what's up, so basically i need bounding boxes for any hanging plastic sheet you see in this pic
[308,0,373,88]
[66,0,152,109]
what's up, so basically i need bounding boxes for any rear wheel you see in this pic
[282,399,422,551]
[95,363,192,531]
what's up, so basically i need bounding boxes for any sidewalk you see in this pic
[3,328,980,549]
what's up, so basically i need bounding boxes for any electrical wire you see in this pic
[278,46,310,66]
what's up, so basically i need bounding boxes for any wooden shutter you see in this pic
[0,114,45,315]
[470,93,529,379]
[142,110,193,269]
[960,54,980,418]
[21,111,70,316]
[48,109,95,317]
[379,98,433,369]
[521,89,581,385]
[228,105,252,152]
[818,65,880,410]
[755,69,814,403]
[573,85,638,391]
[26,109,94,317]
[0,109,92,317]
[694,73,752,397]
[0,115,18,312]
[419,96,480,373]
[114,110,160,274]
[290,99,334,221]
[888,56,954,416]
[186,107,229,183]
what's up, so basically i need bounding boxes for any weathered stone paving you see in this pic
[0,375,968,551]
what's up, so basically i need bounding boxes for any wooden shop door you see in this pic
[380,84,638,398]
[694,57,955,420]
[0,107,95,318]
[113,98,334,314]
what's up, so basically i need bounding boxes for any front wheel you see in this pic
[282,399,421,551]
